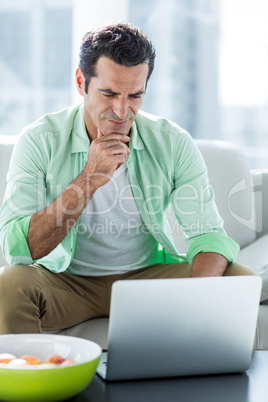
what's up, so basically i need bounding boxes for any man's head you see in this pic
[78,22,156,93]
[76,22,156,140]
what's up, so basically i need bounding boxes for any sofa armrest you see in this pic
[251,169,268,239]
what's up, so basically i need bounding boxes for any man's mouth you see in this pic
[108,119,128,126]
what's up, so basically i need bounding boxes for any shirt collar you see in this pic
[129,116,145,151]
[71,104,90,154]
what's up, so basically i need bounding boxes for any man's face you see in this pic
[76,56,149,141]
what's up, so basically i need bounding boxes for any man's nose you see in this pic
[112,98,128,120]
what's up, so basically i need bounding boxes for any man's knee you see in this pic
[0,265,44,302]
[224,262,257,276]
[1,264,36,286]
[0,265,47,334]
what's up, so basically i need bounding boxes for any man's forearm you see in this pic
[27,171,97,261]
[190,252,229,277]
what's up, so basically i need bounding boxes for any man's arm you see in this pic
[27,170,96,261]
[27,131,130,260]
[171,131,239,268]
[190,252,228,277]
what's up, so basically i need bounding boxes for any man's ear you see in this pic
[75,68,84,96]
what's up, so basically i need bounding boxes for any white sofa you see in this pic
[0,136,268,349]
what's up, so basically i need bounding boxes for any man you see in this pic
[0,22,254,334]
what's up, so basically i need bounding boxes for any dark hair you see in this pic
[79,22,156,93]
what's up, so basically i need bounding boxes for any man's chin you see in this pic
[103,126,131,136]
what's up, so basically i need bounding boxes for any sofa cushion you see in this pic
[54,318,109,350]
[236,234,268,301]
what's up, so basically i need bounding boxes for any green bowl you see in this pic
[0,334,102,401]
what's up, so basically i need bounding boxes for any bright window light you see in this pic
[219,0,268,106]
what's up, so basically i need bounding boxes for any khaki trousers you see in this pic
[0,262,256,334]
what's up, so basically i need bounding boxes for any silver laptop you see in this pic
[97,276,262,381]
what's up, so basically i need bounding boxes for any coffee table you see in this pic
[72,351,268,402]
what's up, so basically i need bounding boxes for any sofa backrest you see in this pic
[0,137,17,203]
[0,136,17,266]
[196,139,257,248]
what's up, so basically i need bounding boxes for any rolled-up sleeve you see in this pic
[0,130,47,265]
[186,233,240,264]
[0,216,32,265]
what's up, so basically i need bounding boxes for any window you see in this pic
[0,0,72,136]
[1,0,268,168]
[128,0,268,168]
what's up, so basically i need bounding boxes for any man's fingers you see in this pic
[97,131,130,143]
[99,139,130,150]
[97,129,104,138]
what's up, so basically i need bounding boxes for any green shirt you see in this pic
[0,104,239,272]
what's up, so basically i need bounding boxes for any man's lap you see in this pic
[0,261,256,333]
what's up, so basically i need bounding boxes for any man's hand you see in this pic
[190,252,229,277]
[84,129,130,188]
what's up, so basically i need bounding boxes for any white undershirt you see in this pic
[67,164,164,276]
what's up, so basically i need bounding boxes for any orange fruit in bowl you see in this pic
[20,355,41,365]
[44,355,66,365]
[0,353,16,364]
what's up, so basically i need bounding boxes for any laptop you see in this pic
[97,276,262,381]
